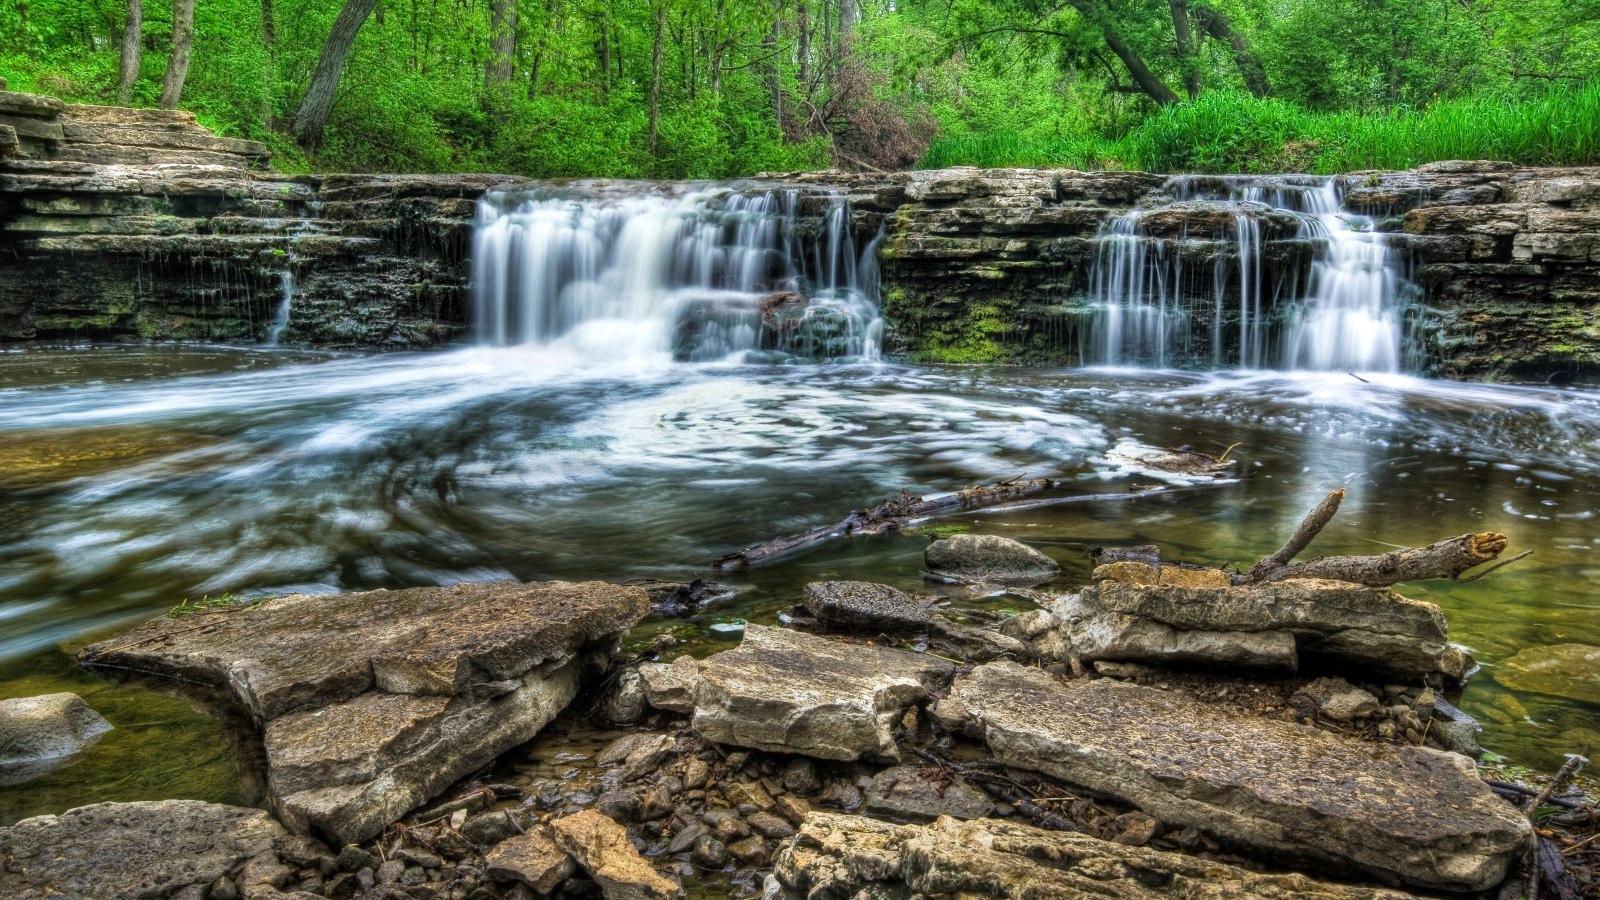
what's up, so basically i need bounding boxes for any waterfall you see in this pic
[1086,175,1410,371]
[265,270,293,346]
[470,187,882,363]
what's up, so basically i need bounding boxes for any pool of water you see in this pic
[1,344,1597,821]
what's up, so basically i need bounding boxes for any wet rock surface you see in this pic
[79,580,649,843]
[1494,642,1600,705]
[923,533,1060,584]
[773,812,1419,899]
[800,580,936,632]
[0,800,330,900]
[689,625,953,760]
[0,691,112,786]
[932,661,1530,891]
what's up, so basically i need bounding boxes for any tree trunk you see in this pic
[1193,4,1271,97]
[117,0,143,104]
[839,0,854,39]
[1067,0,1179,105]
[487,0,517,84]
[766,0,782,132]
[796,0,809,89]
[158,0,196,109]
[1168,0,1199,99]
[293,0,380,152]
[262,0,276,55]
[648,2,664,163]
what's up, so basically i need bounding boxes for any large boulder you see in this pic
[0,691,112,785]
[924,534,1060,584]
[773,812,1418,899]
[931,662,1529,892]
[79,580,649,844]
[689,625,953,760]
[0,800,330,900]
[1031,567,1470,679]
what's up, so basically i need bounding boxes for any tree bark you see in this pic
[1168,0,1199,99]
[293,0,380,152]
[158,0,195,109]
[648,2,664,162]
[766,0,783,132]
[1193,4,1271,97]
[1246,488,1343,581]
[1066,0,1179,105]
[796,0,810,89]
[1253,532,1509,586]
[487,0,518,84]
[262,0,276,56]
[118,0,143,104]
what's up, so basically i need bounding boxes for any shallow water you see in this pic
[1,344,1598,820]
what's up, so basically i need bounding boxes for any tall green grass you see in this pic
[919,81,1600,173]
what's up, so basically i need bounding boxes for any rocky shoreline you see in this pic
[3,493,1594,900]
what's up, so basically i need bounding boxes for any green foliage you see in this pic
[167,593,259,617]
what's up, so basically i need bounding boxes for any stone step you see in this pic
[0,113,64,143]
[6,213,199,237]
[0,91,64,118]
[0,124,15,156]
[63,103,197,126]
[59,121,268,158]
[931,662,1529,892]
[50,144,262,169]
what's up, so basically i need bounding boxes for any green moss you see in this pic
[919,300,1016,363]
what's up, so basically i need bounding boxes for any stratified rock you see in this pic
[801,581,936,633]
[0,800,329,900]
[690,625,953,761]
[931,662,1529,892]
[773,812,1418,899]
[0,692,112,785]
[1494,643,1600,705]
[865,766,994,821]
[1031,576,1470,679]
[549,809,679,900]
[924,534,1060,584]
[1293,677,1381,722]
[79,580,649,844]
[638,656,699,715]
[485,828,576,893]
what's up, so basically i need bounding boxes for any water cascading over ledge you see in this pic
[1085,174,1418,371]
[469,187,883,363]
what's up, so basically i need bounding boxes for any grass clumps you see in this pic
[167,593,262,617]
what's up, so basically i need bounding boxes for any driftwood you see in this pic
[1237,488,1517,586]
[714,478,1054,570]
[1526,754,1589,900]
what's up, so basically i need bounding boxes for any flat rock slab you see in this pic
[932,662,1529,892]
[924,534,1060,584]
[801,580,936,633]
[80,581,648,844]
[550,809,679,900]
[1495,642,1600,705]
[690,625,954,760]
[774,812,1418,899]
[0,800,328,900]
[0,691,112,786]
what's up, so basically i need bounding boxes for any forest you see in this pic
[3,0,1600,179]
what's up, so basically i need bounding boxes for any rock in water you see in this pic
[79,580,649,844]
[931,662,1529,892]
[774,812,1418,899]
[923,534,1060,584]
[691,625,953,760]
[0,692,112,785]
[801,581,936,633]
[1494,643,1600,705]
[0,800,328,900]
[550,809,679,900]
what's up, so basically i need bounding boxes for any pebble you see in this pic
[727,835,769,866]
[376,859,406,884]
[692,835,729,869]
[745,811,796,839]
[781,758,821,795]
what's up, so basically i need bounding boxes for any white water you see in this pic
[1089,175,1408,371]
[470,188,882,363]
[265,270,294,346]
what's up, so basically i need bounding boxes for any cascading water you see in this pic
[470,187,882,363]
[1087,175,1411,371]
[264,203,323,347]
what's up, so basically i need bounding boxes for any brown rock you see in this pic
[549,810,680,900]
[485,829,576,893]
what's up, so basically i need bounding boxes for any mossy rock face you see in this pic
[1494,643,1600,706]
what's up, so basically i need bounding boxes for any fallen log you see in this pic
[714,477,1053,570]
[1252,531,1510,586]
[1246,488,1344,581]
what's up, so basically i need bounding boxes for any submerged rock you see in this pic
[0,800,329,900]
[690,625,953,760]
[924,534,1060,584]
[801,580,936,633]
[773,812,1418,899]
[550,809,679,900]
[79,580,649,844]
[932,662,1529,891]
[1494,643,1600,705]
[0,691,112,786]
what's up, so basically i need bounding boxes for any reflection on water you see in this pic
[1,345,1598,815]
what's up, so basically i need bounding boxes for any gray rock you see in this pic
[638,656,699,715]
[690,625,954,761]
[603,668,647,724]
[78,580,649,844]
[923,534,1060,584]
[0,800,328,900]
[773,812,1417,899]
[864,766,994,821]
[1293,677,1381,722]
[485,829,575,893]
[0,691,112,785]
[1494,643,1600,705]
[801,581,935,633]
[932,661,1530,892]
